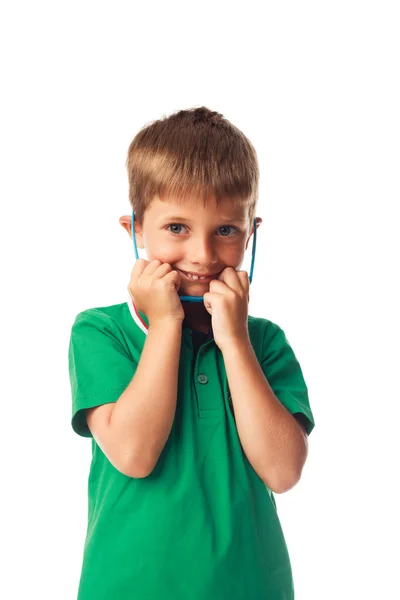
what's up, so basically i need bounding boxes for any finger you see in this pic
[132,258,150,277]
[154,262,173,277]
[132,259,162,289]
[217,267,247,293]
[163,269,181,291]
[237,271,250,303]
[237,270,250,294]
[208,278,230,294]
[143,259,164,276]
[202,291,215,313]
[141,260,171,282]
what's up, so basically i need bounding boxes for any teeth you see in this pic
[187,273,206,280]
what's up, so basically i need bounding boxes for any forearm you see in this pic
[222,339,308,493]
[110,319,182,475]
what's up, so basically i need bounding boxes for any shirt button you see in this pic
[197,374,208,384]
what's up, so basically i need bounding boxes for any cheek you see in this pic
[142,233,177,263]
[146,245,180,266]
[231,247,247,271]
[146,253,178,266]
[229,246,246,262]
[146,236,245,266]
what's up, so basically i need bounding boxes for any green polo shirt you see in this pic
[68,296,315,600]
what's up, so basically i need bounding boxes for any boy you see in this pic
[68,106,315,600]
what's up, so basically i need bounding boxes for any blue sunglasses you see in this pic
[131,211,257,303]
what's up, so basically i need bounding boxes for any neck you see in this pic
[183,302,211,328]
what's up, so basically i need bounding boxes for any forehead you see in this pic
[148,194,249,223]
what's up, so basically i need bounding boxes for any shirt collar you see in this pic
[182,316,213,340]
[127,292,149,335]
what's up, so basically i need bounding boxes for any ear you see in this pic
[119,215,145,248]
[245,217,262,250]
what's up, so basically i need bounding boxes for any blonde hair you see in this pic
[126,106,259,228]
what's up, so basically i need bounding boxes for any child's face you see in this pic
[127,194,257,295]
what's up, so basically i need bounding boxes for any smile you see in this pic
[178,270,219,282]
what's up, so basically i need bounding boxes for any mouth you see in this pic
[178,269,220,283]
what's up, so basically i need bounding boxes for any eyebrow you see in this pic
[159,215,247,224]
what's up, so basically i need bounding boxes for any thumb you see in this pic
[203,292,213,314]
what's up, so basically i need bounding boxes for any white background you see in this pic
[1,1,399,598]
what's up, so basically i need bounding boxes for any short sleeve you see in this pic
[260,324,315,436]
[68,310,137,438]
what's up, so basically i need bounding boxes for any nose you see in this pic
[187,235,218,266]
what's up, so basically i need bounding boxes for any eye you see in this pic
[218,225,238,237]
[167,224,186,235]
[166,224,239,236]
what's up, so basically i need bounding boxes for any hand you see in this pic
[127,259,185,326]
[203,267,250,351]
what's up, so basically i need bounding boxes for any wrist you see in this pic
[221,334,252,355]
[149,317,183,331]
